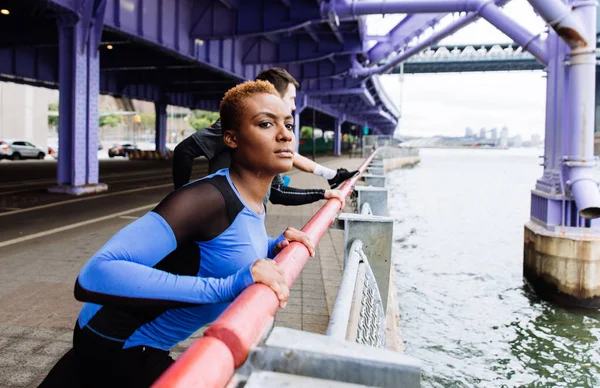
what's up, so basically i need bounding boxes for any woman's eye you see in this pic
[259,122,273,128]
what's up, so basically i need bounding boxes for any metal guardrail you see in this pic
[327,239,386,349]
[327,152,392,351]
[360,202,373,215]
[326,239,365,340]
[153,147,420,387]
[354,258,386,348]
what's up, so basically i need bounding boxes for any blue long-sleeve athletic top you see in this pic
[74,169,285,350]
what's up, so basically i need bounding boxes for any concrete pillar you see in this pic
[155,100,167,154]
[51,5,107,195]
[524,5,600,307]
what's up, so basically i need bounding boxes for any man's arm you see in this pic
[172,119,225,189]
[292,152,340,182]
[269,184,325,206]
[173,136,205,189]
[292,152,318,173]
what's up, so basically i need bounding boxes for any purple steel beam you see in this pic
[529,0,600,219]
[324,0,481,15]
[368,14,445,63]
[334,116,344,155]
[527,0,588,49]
[155,100,168,154]
[351,13,478,76]
[306,87,366,96]
[241,34,363,65]
[0,46,59,86]
[44,0,396,133]
[304,25,320,43]
[329,0,548,76]
[293,91,308,151]
[477,2,547,63]
[56,0,106,190]
[217,0,240,8]
[191,1,321,39]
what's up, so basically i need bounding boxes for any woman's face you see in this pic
[226,93,295,175]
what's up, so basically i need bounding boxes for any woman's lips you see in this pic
[275,149,294,158]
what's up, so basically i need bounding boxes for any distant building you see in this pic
[465,127,473,137]
[490,128,498,141]
[0,82,53,149]
[511,135,522,148]
[479,128,486,139]
[500,127,509,148]
[531,134,542,147]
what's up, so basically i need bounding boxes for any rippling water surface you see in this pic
[388,148,600,387]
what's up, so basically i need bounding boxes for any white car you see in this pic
[0,139,46,160]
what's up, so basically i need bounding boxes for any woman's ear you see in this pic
[223,129,238,149]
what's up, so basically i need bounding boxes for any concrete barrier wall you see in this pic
[383,156,421,171]
[128,150,174,160]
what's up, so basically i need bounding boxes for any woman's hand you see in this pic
[324,189,345,208]
[250,259,289,308]
[274,227,315,257]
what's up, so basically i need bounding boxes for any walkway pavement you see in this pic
[0,155,363,387]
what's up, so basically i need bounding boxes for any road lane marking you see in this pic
[0,167,173,191]
[0,183,172,217]
[0,203,157,248]
[0,172,174,196]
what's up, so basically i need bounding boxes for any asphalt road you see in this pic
[0,158,210,244]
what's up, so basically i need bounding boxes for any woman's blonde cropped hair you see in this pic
[219,80,280,133]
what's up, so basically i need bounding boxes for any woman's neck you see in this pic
[228,165,273,214]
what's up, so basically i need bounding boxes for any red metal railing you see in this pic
[153,151,378,388]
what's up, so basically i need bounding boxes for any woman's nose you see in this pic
[277,125,293,142]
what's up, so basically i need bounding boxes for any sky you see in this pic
[365,0,548,140]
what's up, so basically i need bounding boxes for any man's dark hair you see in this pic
[255,68,300,97]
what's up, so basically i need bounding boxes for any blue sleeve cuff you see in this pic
[230,262,256,297]
[268,233,286,258]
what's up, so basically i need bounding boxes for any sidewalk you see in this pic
[0,154,364,387]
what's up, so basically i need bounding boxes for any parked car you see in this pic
[0,139,45,160]
[108,142,139,158]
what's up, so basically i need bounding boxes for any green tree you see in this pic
[301,126,313,139]
[99,113,123,128]
[188,110,219,131]
[139,112,155,130]
[48,102,59,127]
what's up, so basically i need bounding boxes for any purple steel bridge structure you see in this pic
[1,0,600,305]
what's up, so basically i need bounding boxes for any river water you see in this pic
[388,148,600,387]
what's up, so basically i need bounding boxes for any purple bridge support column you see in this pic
[524,0,600,308]
[334,115,345,156]
[294,92,308,152]
[155,100,168,154]
[50,2,107,195]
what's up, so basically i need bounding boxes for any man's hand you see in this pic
[324,189,346,208]
[274,227,315,258]
[250,259,289,308]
